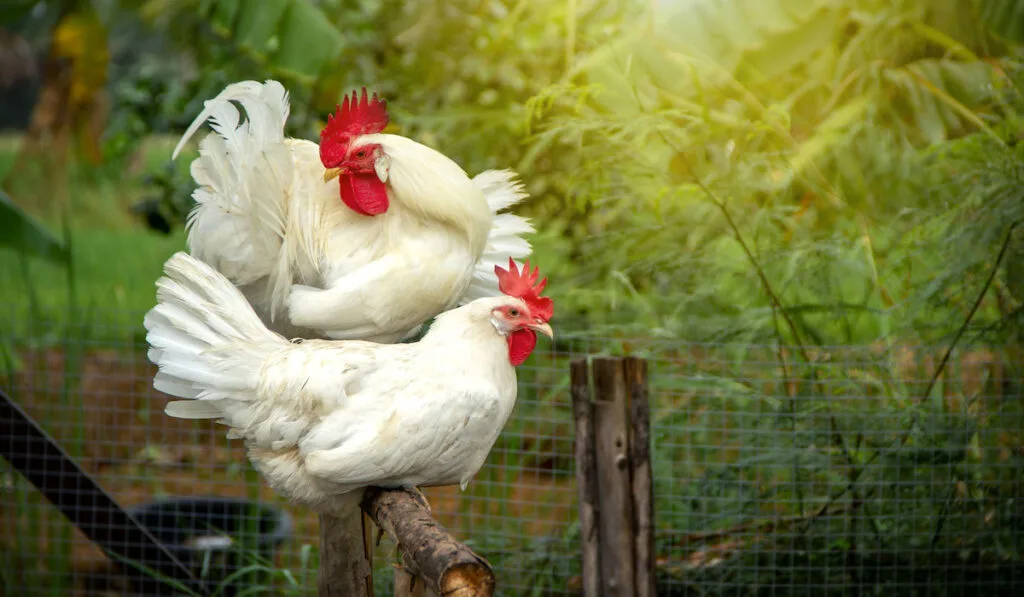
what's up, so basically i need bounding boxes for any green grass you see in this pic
[2,134,187,227]
[0,228,186,342]
[0,134,189,343]
[0,135,19,181]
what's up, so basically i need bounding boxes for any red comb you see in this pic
[319,87,389,154]
[494,258,553,322]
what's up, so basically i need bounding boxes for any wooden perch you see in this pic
[362,487,496,597]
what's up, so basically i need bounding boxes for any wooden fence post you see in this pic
[592,357,636,597]
[570,356,654,597]
[625,357,655,597]
[571,359,601,597]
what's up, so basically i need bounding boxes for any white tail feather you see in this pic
[175,80,298,316]
[164,400,225,419]
[461,170,534,303]
[144,252,286,420]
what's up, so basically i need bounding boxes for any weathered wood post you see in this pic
[625,357,655,597]
[570,359,601,597]
[317,508,373,597]
[570,356,655,597]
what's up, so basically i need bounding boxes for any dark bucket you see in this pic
[124,496,292,596]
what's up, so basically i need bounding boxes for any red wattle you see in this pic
[340,173,389,216]
[507,330,537,366]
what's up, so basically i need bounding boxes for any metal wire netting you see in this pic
[2,308,1022,596]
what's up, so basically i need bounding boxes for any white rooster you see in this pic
[173,81,534,342]
[144,252,553,511]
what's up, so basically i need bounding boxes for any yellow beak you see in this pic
[323,167,344,182]
[529,322,554,339]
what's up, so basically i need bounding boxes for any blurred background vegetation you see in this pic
[1,0,1022,348]
[2,0,1024,595]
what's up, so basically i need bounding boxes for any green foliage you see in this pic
[9,0,1024,348]
[913,95,1024,340]
[646,340,1024,594]
[4,2,1023,595]
[980,0,1024,42]
[526,0,1024,345]
[119,0,634,229]
[151,0,345,82]
[0,1,37,25]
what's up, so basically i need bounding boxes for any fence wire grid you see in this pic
[1,308,1022,597]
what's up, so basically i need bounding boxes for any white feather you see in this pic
[144,252,284,418]
[178,79,537,345]
[175,80,306,318]
[163,399,224,419]
[145,251,534,511]
[459,170,534,304]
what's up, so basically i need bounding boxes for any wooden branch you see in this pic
[570,359,601,597]
[624,357,654,597]
[663,502,859,550]
[362,487,495,597]
[592,357,636,597]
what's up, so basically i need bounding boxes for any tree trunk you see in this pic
[4,4,109,207]
[4,49,73,203]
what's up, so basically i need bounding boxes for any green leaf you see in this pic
[271,0,345,81]
[147,0,344,81]
[791,94,873,174]
[582,0,838,115]
[0,191,68,264]
[0,0,37,25]
[210,0,241,35]
[740,2,838,81]
[234,0,291,54]
[980,0,1024,43]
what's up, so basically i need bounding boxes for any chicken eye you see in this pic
[508,308,520,317]
[355,150,366,158]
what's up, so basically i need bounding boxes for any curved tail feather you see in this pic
[175,80,299,318]
[461,169,534,304]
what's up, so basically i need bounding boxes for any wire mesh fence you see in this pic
[1,307,1022,596]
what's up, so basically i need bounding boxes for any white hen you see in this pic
[144,252,553,512]
[174,81,533,342]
